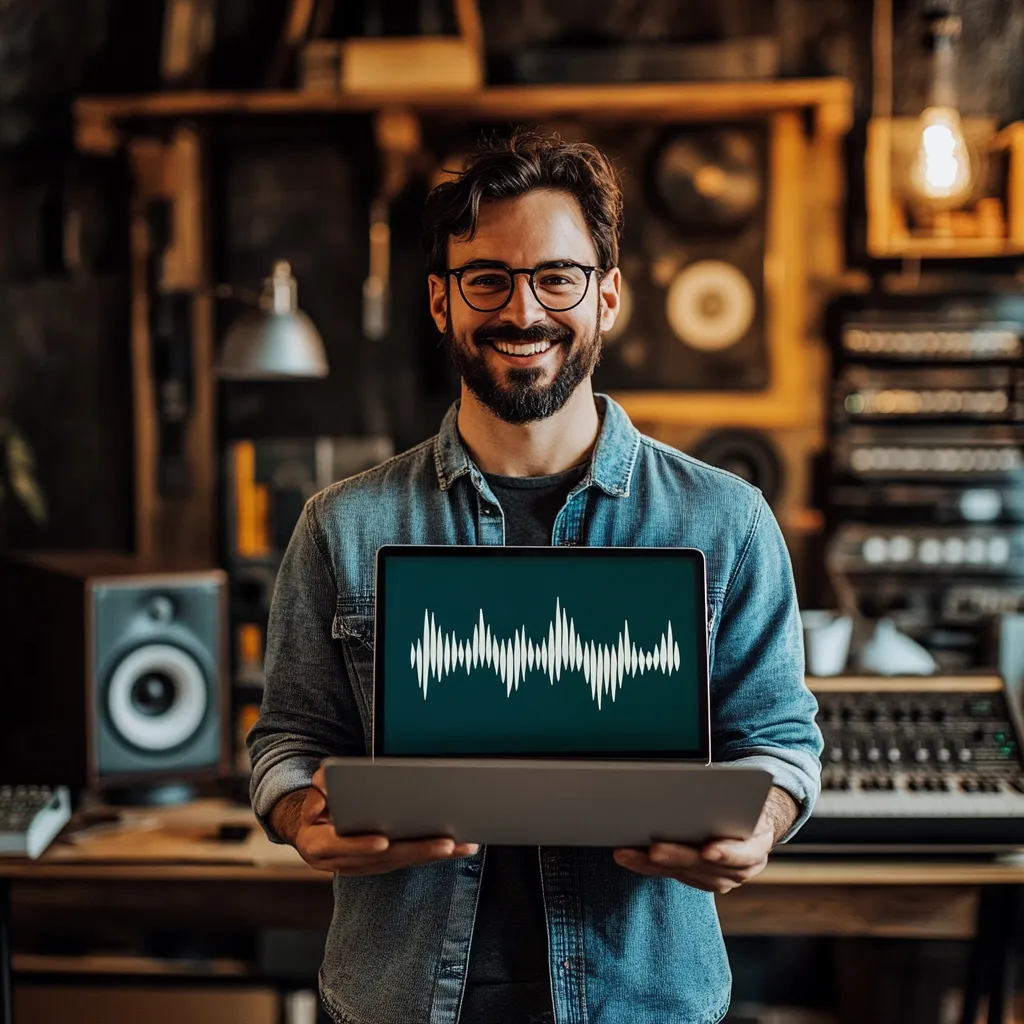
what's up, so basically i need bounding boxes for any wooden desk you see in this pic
[1,802,1022,1024]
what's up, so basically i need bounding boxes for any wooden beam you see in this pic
[127,128,215,564]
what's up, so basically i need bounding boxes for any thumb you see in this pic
[301,783,330,825]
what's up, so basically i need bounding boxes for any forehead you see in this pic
[447,189,598,266]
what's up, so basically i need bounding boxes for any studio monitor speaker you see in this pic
[0,552,228,797]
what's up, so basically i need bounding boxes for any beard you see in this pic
[443,305,603,426]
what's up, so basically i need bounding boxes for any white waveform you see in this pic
[408,599,681,710]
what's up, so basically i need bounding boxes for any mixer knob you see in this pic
[933,708,948,724]
[847,745,862,764]
[886,746,902,763]
[866,744,882,762]
[828,746,844,763]
[913,744,929,763]
[936,746,951,763]
[957,744,973,763]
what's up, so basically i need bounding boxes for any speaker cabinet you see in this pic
[593,121,770,393]
[0,552,228,795]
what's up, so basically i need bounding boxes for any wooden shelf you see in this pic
[869,238,1024,258]
[12,953,253,977]
[74,77,853,154]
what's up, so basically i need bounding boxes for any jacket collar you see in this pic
[434,392,640,498]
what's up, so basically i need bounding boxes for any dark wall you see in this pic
[1,0,1022,553]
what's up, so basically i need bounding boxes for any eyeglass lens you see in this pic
[459,264,589,311]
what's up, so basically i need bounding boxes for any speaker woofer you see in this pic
[106,643,209,753]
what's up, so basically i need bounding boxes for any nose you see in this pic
[496,273,546,327]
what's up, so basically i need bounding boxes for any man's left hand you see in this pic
[613,786,799,895]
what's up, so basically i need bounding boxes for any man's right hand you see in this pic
[269,765,479,876]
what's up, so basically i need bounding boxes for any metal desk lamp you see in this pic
[217,260,328,380]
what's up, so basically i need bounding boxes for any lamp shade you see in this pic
[217,261,329,380]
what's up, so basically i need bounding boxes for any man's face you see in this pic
[428,190,621,425]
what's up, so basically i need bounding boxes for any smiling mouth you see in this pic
[487,339,556,357]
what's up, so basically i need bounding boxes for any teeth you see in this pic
[492,340,553,356]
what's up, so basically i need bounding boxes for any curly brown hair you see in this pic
[421,127,624,275]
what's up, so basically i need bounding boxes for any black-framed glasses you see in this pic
[444,261,603,313]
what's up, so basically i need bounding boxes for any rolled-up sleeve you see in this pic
[710,494,822,841]
[247,500,364,841]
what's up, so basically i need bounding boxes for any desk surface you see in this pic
[5,858,1024,886]
[2,800,1024,886]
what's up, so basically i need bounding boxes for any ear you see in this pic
[428,274,449,333]
[598,266,622,334]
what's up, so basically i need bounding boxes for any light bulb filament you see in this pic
[910,107,973,205]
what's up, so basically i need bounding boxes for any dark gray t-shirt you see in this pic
[460,461,588,1024]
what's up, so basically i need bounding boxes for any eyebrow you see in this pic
[456,258,591,268]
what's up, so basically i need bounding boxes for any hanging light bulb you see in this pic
[910,106,973,204]
[908,12,974,208]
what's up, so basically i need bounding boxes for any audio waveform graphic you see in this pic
[409,599,681,710]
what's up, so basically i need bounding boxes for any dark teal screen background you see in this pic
[380,550,705,756]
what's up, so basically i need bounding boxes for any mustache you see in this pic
[474,323,575,347]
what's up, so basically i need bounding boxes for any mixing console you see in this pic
[792,676,1024,849]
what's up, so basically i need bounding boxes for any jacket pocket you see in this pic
[331,603,375,745]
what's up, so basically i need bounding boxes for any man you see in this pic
[248,129,822,1024]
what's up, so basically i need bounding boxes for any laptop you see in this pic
[324,545,772,846]
[373,544,712,761]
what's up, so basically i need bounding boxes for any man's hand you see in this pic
[270,765,479,876]
[612,786,799,894]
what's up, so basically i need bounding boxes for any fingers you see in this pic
[612,845,766,894]
[331,838,479,876]
[698,829,774,869]
[301,824,389,863]
[296,824,479,876]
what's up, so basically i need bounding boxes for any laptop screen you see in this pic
[373,546,710,761]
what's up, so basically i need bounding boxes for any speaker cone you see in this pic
[106,643,209,752]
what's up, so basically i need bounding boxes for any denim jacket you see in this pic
[248,394,822,1024]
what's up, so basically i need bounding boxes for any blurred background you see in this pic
[1,0,1024,1022]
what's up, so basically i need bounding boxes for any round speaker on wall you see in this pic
[665,259,757,352]
[650,126,763,233]
[106,643,210,753]
[693,430,784,507]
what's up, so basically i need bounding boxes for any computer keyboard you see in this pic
[0,785,72,859]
